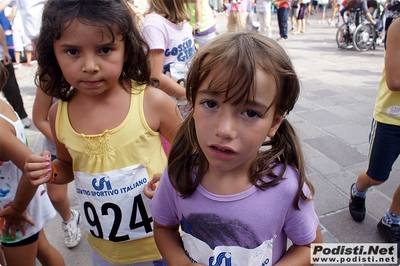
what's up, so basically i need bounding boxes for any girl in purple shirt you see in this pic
[149,31,322,265]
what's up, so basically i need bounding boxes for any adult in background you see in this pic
[257,0,273,37]
[227,0,248,31]
[0,23,30,127]
[274,0,289,40]
[0,0,45,41]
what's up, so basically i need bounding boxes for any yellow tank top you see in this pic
[373,68,400,126]
[56,82,167,264]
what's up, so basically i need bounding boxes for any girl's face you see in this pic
[53,20,126,96]
[193,69,284,177]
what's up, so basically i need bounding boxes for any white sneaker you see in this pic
[62,209,81,248]
[21,117,31,128]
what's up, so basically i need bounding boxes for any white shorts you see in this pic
[12,30,32,52]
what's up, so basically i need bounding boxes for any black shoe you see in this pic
[349,183,366,222]
[377,218,400,257]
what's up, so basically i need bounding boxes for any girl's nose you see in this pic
[82,54,99,73]
[214,111,238,139]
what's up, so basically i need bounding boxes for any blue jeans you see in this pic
[277,7,289,38]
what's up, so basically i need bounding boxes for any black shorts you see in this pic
[366,120,400,182]
[1,232,39,247]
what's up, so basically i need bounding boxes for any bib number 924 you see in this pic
[83,194,153,242]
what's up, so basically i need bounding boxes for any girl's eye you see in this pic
[100,48,112,54]
[243,110,261,118]
[201,100,218,109]
[66,49,78,56]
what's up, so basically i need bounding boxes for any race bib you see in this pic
[181,231,273,266]
[74,164,153,242]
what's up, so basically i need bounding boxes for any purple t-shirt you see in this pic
[150,164,319,264]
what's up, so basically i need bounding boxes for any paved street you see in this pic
[4,8,398,266]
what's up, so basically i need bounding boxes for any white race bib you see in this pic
[181,231,273,266]
[74,164,153,242]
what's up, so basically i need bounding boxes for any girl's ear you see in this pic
[267,113,285,138]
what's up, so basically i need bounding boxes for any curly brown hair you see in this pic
[35,0,152,101]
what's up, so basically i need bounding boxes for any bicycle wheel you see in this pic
[336,23,350,49]
[353,23,376,52]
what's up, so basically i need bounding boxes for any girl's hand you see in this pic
[0,205,34,239]
[24,151,52,186]
[143,173,161,199]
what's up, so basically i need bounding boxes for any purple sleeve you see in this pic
[150,167,180,226]
[283,184,319,245]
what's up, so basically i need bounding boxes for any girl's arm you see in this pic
[32,87,54,141]
[385,17,400,91]
[149,49,187,99]
[25,102,74,186]
[154,221,205,266]
[275,226,323,266]
[143,85,182,143]
[0,114,36,237]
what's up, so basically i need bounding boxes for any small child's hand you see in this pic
[0,205,34,239]
[143,173,161,199]
[24,151,52,186]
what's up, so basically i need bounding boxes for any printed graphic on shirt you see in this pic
[163,37,195,64]
[74,164,153,242]
[180,213,273,265]
[386,106,400,117]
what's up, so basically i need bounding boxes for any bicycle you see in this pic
[336,9,362,49]
[352,20,377,51]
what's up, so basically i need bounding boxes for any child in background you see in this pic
[32,87,81,249]
[142,0,195,99]
[25,0,182,265]
[186,0,217,47]
[142,0,195,153]
[150,31,322,265]
[0,63,64,265]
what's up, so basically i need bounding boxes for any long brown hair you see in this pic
[35,0,152,101]
[168,31,314,209]
[146,0,190,23]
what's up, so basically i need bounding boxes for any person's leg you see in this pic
[1,62,29,121]
[227,11,237,31]
[14,51,21,65]
[265,2,272,37]
[258,11,267,35]
[277,8,283,37]
[47,181,81,248]
[306,2,311,24]
[12,32,23,67]
[47,183,71,221]
[317,5,322,22]
[295,4,304,33]
[237,11,246,30]
[21,33,33,64]
[389,186,400,216]
[36,229,65,266]
[377,185,400,257]
[329,0,337,24]
[350,120,400,222]
[2,233,39,266]
[322,4,326,22]
[282,7,289,38]
[25,50,32,64]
